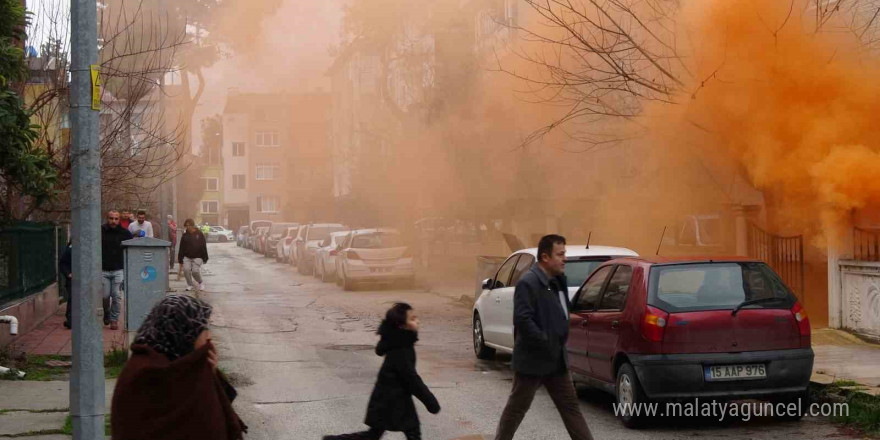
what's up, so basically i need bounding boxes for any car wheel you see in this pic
[616,363,649,429]
[342,273,355,291]
[473,314,495,360]
[220,236,227,243]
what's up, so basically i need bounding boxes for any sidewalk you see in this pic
[11,273,193,356]
[811,328,880,395]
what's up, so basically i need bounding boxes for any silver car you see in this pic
[314,231,351,282]
[207,226,235,243]
[335,228,414,291]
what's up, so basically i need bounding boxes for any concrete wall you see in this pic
[834,260,880,342]
[0,283,60,348]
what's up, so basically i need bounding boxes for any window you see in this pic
[202,177,219,192]
[232,174,246,189]
[351,232,404,249]
[255,131,280,147]
[255,164,279,180]
[509,254,535,286]
[201,201,219,214]
[256,196,278,213]
[648,262,795,313]
[232,142,245,156]
[493,255,519,289]
[574,265,613,311]
[564,259,610,288]
[599,266,633,310]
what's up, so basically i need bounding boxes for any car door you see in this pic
[567,265,614,376]
[586,264,634,383]
[502,254,535,348]
[483,255,519,347]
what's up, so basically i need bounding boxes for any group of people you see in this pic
[59,210,213,329]
[106,234,594,440]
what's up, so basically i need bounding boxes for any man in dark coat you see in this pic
[102,210,133,330]
[494,234,594,440]
[324,303,440,440]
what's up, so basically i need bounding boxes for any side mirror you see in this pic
[482,278,493,290]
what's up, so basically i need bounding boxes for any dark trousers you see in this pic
[494,370,594,440]
[64,280,72,325]
[325,427,421,440]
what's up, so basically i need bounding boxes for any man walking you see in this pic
[494,234,594,440]
[167,215,178,270]
[128,210,154,238]
[102,210,133,330]
[120,210,132,230]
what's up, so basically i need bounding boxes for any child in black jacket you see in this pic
[324,303,440,440]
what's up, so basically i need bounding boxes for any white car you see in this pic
[472,245,638,360]
[314,231,351,282]
[207,226,235,243]
[294,223,347,275]
[279,226,301,263]
[335,228,414,291]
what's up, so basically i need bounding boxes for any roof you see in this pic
[329,230,351,237]
[351,227,400,235]
[610,255,761,265]
[514,245,639,259]
[308,223,345,228]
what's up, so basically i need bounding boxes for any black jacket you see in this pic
[178,231,208,264]
[102,224,133,271]
[364,321,440,431]
[512,265,571,376]
[59,243,72,292]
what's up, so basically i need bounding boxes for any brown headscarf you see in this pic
[111,297,246,440]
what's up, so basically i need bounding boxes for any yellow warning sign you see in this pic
[90,65,101,111]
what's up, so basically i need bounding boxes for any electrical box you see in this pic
[122,237,171,334]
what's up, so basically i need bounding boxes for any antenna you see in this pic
[656,226,667,256]
[585,231,592,249]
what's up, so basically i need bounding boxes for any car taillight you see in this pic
[641,305,668,342]
[285,237,293,245]
[792,302,811,337]
[329,250,339,256]
[347,251,361,260]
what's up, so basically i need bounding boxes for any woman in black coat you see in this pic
[324,303,440,440]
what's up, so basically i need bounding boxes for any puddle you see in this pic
[325,344,375,352]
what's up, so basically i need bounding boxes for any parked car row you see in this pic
[473,244,813,428]
[237,220,417,291]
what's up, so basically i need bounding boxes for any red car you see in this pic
[567,257,813,427]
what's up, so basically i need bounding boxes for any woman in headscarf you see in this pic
[111,295,246,440]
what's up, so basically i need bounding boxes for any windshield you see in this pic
[309,226,346,241]
[648,262,795,312]
[250,221,271,233]
[270,223,296,234]
[351,232,404,249]
[564,259,609,288]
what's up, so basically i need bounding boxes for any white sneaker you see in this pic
[199,283,205,291]
[186,286,194,291]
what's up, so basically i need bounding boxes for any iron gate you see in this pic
[853,227,880,262]
[746,223,805,305]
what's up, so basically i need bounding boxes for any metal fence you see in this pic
[853,227,880,262]
[746,222,805,305]
[0,222,63,307]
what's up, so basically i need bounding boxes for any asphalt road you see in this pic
[202,243,851,440]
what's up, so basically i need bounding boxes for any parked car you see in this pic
[314,231,351,282]
[335,228,414,290]
[253,226,270,254]
[278,226,301,263]
[473,245,638,361]
[207,226,235,243]
[236,226,249,247]
[294,223,347,275]
[265,222,298,260]
[247,220,272,250]
[566,256,813,427]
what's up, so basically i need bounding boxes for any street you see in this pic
[205,244,849,440]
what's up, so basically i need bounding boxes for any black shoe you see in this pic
[63,320,71,329]
[104,318,110,326]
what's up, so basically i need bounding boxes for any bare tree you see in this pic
[24,0,188,218]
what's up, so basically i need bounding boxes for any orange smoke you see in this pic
[664,0,880,245]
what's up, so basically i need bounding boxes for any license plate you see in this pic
[370,267,392,273]
[704,364,767,381]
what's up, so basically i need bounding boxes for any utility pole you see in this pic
[69,0,105,437]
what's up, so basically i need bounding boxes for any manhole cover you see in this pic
[325,344,374,351]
